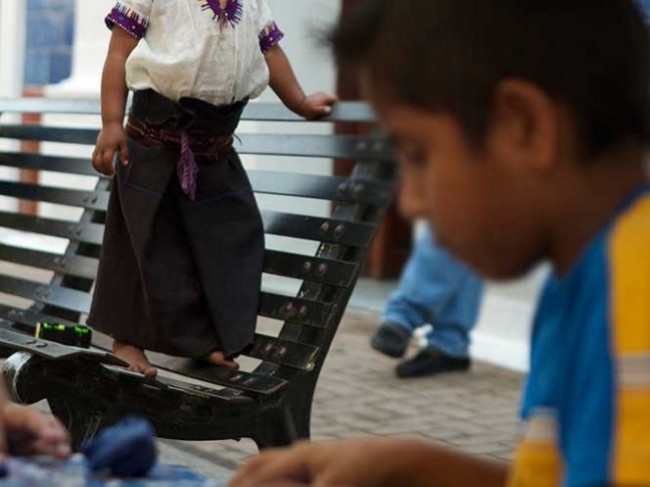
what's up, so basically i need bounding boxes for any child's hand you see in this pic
[93,122,130,176]
[230,437,425,487]
[0,403,70,460]
[297,93,339,120]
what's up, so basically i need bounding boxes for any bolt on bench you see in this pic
[0,98,394,450]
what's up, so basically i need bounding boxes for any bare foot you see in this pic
[113,340,158,378]
[205,351,239,370]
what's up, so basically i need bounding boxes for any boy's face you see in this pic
[368,92,550,280]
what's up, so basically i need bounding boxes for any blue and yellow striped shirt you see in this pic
[509,185,650,487]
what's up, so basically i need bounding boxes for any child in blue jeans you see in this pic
[373,226,483,378]
[231,0,650,485]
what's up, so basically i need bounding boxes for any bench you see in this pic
[0,98,394,450]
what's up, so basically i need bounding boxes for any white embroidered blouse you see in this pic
[106,0,284,106]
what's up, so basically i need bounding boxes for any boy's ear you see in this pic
[487,79,559,171]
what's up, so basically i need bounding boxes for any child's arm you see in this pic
[265,45,338,120]
[230,437,509,487]
[92,29,139,176]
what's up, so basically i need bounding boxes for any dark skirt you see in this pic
[87,90,264,358]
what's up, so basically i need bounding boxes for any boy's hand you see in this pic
[93,122,129,176]
[0,403,70,460]
[297,93,339,120]
[230,438,420,487]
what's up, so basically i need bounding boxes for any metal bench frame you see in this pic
[0,98,394,449]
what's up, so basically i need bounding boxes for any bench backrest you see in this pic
[0,98,394,398]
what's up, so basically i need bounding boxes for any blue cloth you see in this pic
[637,0,650,20]
[83,418,157,478]
[382,227,484,358]
[513,185,650,486]
[0,456,223,486]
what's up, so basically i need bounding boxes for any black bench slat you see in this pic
[151,356,288,395]
[264,251,357,287]
[0,243,354,289]
[248,171,393,205]
[0,304,316,373]
[262,211,374,248]
[0,126,391,161]
[0,170,392,208]
[0,153,97,176]
[0,99,376,123]
[0,126,97,145]
[0,210,373,249]
[0,153,393,206]
[0,275,91,315]
[258,293,333,328]
[0,274,334,335]
[248,334,319,371]
[0,211,104,245]
[153,376,254,405]
[236,134,391,160]
[0,244,97,280]
[0,325,126,366]
[0,304,77,333]
[0,181,108,211]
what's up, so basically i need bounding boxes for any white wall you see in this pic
[0,0,26,215]
[0,0,26,97]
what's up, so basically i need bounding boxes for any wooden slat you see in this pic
[0,126,392,161]
[0,98,376,123]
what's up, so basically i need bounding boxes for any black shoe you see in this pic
[371,323,411,358]
[396,348,471,378]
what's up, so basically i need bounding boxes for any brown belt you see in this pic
[126,117,235,201]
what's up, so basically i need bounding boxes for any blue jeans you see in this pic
[382,228,483,358]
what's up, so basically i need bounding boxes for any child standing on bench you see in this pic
[89,0,337,377]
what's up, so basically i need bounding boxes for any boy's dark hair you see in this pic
[331,0,650,155]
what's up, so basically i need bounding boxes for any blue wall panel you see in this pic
[24,0,75,86]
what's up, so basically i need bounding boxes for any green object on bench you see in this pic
[36,322,92,348]
[0,98,395,450]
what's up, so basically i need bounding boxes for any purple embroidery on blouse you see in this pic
[199,0,243,28]
[105,1,149,39]
[259,22,284,53]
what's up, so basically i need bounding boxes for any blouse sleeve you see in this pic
[256,0,285,53]
[105,0,153,40]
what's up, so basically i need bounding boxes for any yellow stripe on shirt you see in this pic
[609,194,650,484]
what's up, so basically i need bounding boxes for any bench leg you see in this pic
[253,405,310,450]
[47,397,108,451]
